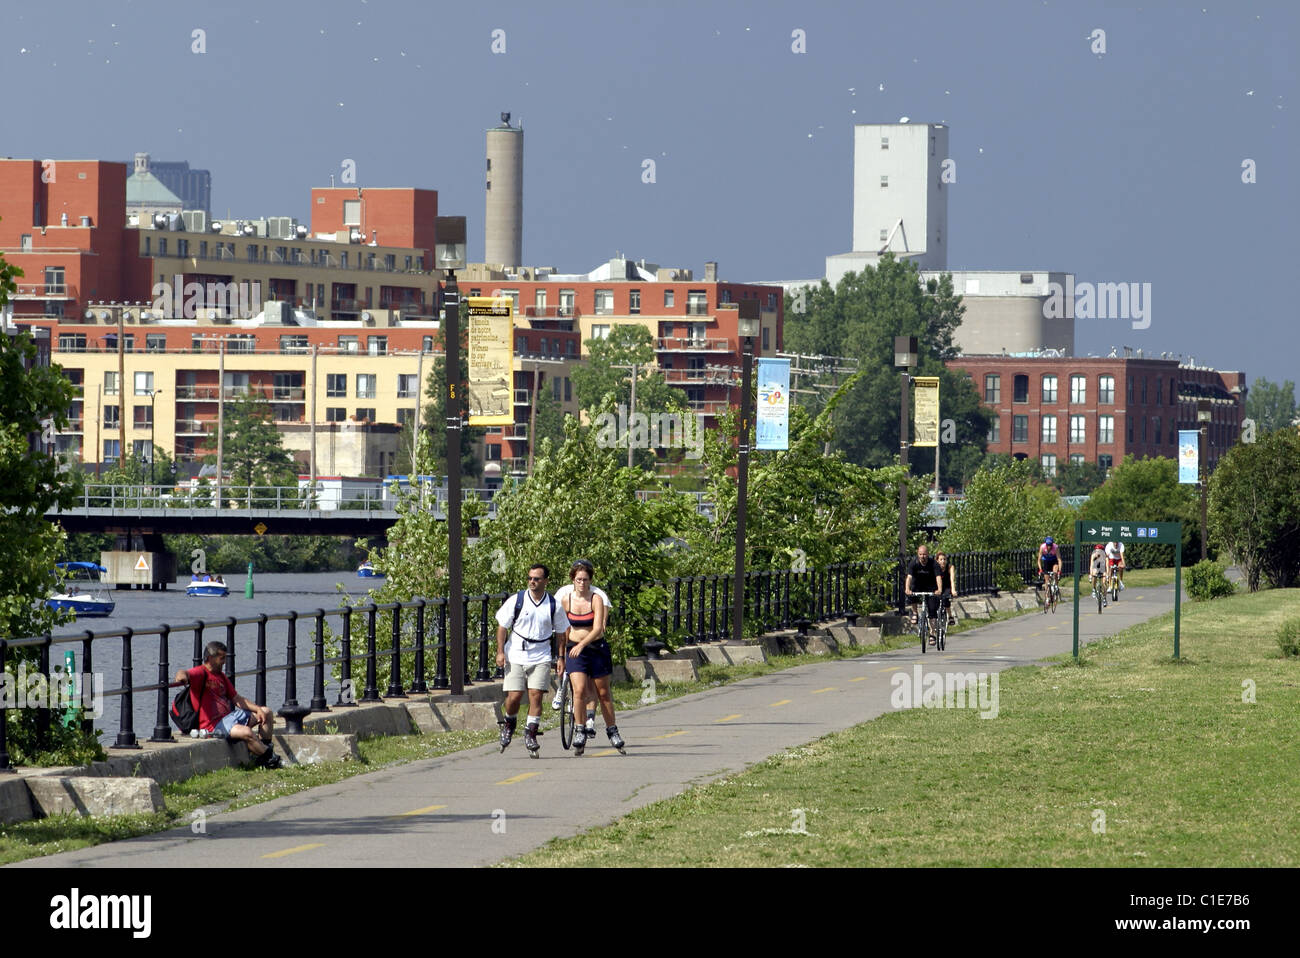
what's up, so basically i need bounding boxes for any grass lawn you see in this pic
[508,587,1300,867]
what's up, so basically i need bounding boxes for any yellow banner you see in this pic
[913,376,940,447]
[466,296,515,425]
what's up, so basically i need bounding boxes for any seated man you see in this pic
[173,641,281,768]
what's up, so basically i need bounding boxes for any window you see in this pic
[1141,378,1148,404]
[629,290,641,314]
[881,137,889,150]
[1142,417,1148,442]
[1041,374,1058,404]
[719,289,732,304]
[1041,454,1057,477]
[134,372,154,396]
[103,439,120,461]
[1170,379,1176,405]
[1127,376,1134,403]
[327,374,347,398]
[44,266,66,293]
[880,176,889,188]
[1128,415,1135,443]
[356,374,376,399]
[553,377,562,401]
[516,335,528,353]
[367,336,387,356]
[247,244,258,262]
[384,254,395,271]
[486,443,502,461]
[279,335,308,354]
[354,408,375,423]
[338,335,359,353]
[1154,416,1162,444]
[762,326,770,351]
[1155,377,1162,405]
[559,289,575,315]
[326,407,347,423]
[1070,374,1086,404]
[594,289,614,315]
[58,333,86,352]
[1099,454,1113,474]
[158,238,168,257]
[686,290,708,315]
[566,339,576,356]
[987,417,1001,443]
[396,408,415,426]
[1012,415,1028,444]
[103,405,120,429]
[1098,375,1115,404]
[881,229,889,242]
[145,333,167,353]
[664,289,675,309]
[343,200,361,226]
[534,289,546,311]
[497,289,520,310]
[1070,415,1086,444]
[1070,453,1085,466]
[228,335,256,353]
[105,371,119,396]
[133,405,153,429]
[1013,374,1029,404]
[565,377,572,402]
[1041,416,1057,444]
[1098,415,1115,444]
[591,324,610,340]
[984,374,1001,404]
[397,374,418,399]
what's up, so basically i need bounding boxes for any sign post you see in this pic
[1073,521,1183,659]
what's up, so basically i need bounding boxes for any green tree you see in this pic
[1054,459,1107,497]
[202,392,297,489]
[1080,456,1201,566]
[571,324,684,416]
[1244,377,1297,435]
[1207,427,1300,591]
[939,459,1073,554]
[530,384,567,451]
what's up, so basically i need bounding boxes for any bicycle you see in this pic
[933,595,949,651]
[1042,572,1060,614]
[557,668,575,751]
[1091,575,1107,613]
[912,592,936,653]
[1109,565,1121,603]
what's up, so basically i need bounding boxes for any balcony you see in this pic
[687,400,732,416]
[685,302,710,316]
[174,384,221,400]
[655,337,731,353]
[513,389,531,406]
[13,283,78,300]
[661,366,738,386]
[174,419,218,435]
[504,457,528,475]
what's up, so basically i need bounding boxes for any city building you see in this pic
[132,156,212,215]
[946,351,1247,476]
[125,153,183,226]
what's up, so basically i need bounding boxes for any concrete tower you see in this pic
[484,113,523,268]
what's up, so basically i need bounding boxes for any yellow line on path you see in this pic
[592,748,619,757]
[1047,625,1059,630]
[1030,632,1043,637]
[261,843,325,859]
[496,772,540,785]
[1012,636,1025,642]
[990,643,1003,648]
[770,699,793,707]
[651,730,689,740]
[391,804,447,818]
[850,677,869,682]
[812,687,837,694]
[716,713,742,722]
[878,666,901,673]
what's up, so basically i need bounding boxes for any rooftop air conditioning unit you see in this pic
[183,210,208,233]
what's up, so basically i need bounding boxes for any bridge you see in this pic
[44,484,716,536]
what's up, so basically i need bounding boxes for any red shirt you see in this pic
[184,665,239,732]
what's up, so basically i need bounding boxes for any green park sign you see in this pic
[1073,520,1185,659]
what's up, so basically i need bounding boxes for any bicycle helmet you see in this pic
[1044,536,1054,546]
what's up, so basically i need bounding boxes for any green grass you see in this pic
[508,587,1300,867]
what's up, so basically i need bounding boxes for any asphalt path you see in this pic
[14,580,1181,868]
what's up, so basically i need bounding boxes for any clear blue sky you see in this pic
[5,0,1295,385]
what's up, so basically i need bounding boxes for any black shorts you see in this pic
[565,639,613,679]
[1041,555,1058,571]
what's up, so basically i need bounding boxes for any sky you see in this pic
[4,0,1296,385]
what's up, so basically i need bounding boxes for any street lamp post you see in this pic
[1198,399,1212,561]
[895,336,918,615]
[732,302,760,644]
[435,217,468,697]
[150,388,163,487]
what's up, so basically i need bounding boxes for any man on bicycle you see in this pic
[1037,536,1061,588]
[1105,540,1126,592]
[1089,544,1108,601]
[905,544,941,646]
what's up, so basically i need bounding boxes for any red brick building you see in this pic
[946,354,1247,477]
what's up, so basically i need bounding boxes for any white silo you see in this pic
[485,112,523,268]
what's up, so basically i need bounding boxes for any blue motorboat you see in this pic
[186,574,230,597]
[46,562,116,617]
[357,561,385,578]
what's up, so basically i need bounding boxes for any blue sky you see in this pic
[5,0,1296,384]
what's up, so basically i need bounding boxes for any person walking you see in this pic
[495,564,570,758]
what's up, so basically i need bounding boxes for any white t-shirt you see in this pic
[1105,542,1125,561]
[553,584,611,623]
[496,591,571,667]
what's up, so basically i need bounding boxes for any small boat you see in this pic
[47,562,116,618]
[187,574,230,597]
[357,561,385,578]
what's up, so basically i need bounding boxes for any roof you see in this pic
[126,171,182,206]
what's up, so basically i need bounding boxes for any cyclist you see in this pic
[1105,540,1126,593]
[1088,544,1108,604]
[935,552,958,627]
[1037,535,1061,589]
[905,544,941,645]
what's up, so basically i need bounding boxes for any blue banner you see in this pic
[756,358,791,450]
[1178,430,1199,484]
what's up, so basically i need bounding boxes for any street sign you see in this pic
[133,555,149,572]
[1080,521,1180,545]
[254,522,267,536]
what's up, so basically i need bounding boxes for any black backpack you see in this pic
[170,669,207,734]
[511,590,557,645]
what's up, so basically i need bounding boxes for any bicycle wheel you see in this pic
[559,672,574,750]
[1050,584,1059,613]
[936,615,946,652]
[1111,576,1119,602]
[1096,583,1104,614]
[918,608,928,653]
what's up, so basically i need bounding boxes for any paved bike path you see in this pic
[14,583,1179,868]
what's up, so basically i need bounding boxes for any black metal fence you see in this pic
[0,548,1065,768]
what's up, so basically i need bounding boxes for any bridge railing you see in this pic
[0,548,1053,766]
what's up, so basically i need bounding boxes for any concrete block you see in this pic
[0,775,35,825]
[848,626,882,646]
[988,595,1020,614]
[425,702,501,733]
[403,701,440,734]
[26,776,165,818]
[300,702,415,739]
[671,646,707,666]
[1013,591,1043,612]
[865,612,908,636]
[272,734,359,765]
[623,657,698,684]
[826,625,855,647]
[610,664,628,684]
[959,598,992,619]
[698,644,768,666]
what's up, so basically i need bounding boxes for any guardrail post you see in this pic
[476,594,492,683]
[310,610,329,711]
[682,577,695,645]
[279,611,310,733]
[224,617,237,686]
[461,595,472,685]
[81,630,95,735]
[709,577,719,642]
[410,600,429,694]
[670,578,681,636]
[255,614,268,707]
[114,627,140,749]
[150,625,174,741]
[386,604,406,698]
[337,607,357,707]
[362,603,381,702]
[432,599,450,690]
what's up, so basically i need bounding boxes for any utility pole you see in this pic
[611,362,639,468]
[410,345,423,478]
[117,310,126,469]
[216,338,225,506]
[310,343,318,492]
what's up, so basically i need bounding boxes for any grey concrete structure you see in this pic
[926,269,1076,355]
[484,116,523,268]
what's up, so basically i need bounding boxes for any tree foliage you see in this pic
[1244,377,1297,435]
[1207,427,1300,591]
[939,459,1074,554]
[1079,456,1201,566]
[201,392,296,489]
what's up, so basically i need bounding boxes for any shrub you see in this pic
[1184,559,1236,601]
[1278,619,1300,658]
